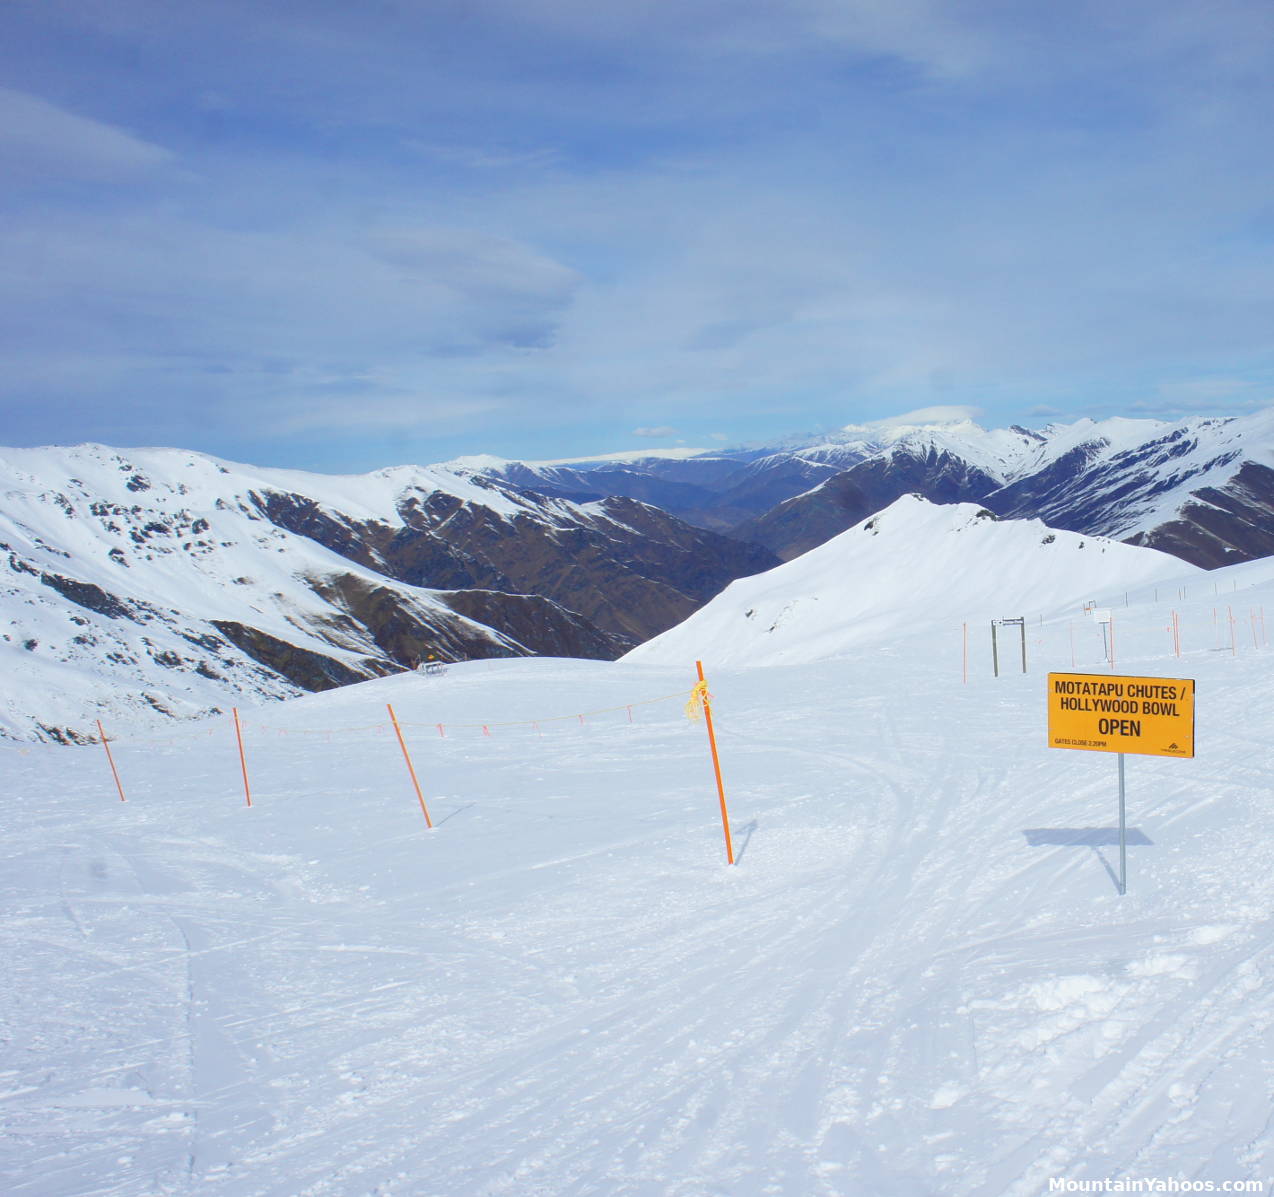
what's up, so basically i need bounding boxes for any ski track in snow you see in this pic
[2,602,1274,1195]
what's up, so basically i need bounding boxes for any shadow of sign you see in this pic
[1023,828,1153,847]
[1023,828,1153,893]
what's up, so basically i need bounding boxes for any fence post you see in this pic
[232,707,252,807]
[96,720,127,803]
[695,661,734,866]
[388,703,433,828]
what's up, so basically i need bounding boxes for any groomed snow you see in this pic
[3,558,1273,1194]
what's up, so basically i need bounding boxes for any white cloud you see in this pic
[1157,377,1254,403]
[405,141,562,172]
[840,405,983,434]
[0,88,172,180]
[367,227,580,307]
[869,405,982,427]
[632,425,678,438]
[1135,378,1271,416]
[6,0,1274,463]
[272,392,508,434]
[788,0,995,79]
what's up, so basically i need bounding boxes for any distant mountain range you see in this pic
[466,408,1274,569]
[0,445,774,740]
[4,407,1272,739]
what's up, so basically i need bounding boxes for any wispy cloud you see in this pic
[1157,377,1255,403]
[272,391,509,435]
[0,88,172,181]
[632,426,678,438]
[1,1,1273,467]
[1135,377,1271,416]
[405,141,562,172]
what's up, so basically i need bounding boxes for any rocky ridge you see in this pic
[0,445,776,740]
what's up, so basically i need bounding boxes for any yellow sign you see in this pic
[1047,672,1195,758]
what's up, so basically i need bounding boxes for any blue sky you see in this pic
[3,0,1274,471]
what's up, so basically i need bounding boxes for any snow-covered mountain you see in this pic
[993,408,1274,564]
[7,405,1271,740]
[731,409,1274,566]
[626,495,1203,667]
[459,408,1274,568]
[451,436,891,532]
[457,414,1000,531]
[0,444,776,741]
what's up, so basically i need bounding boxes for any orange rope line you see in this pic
[82,686,700,745]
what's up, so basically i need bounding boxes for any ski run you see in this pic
[4,530,1274,1195]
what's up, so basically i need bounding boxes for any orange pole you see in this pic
[232,707,252,807]
[696,661,734,865]
[387,703,432,828]
[96,719,127,803]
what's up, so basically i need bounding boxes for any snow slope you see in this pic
[744,407,1274,569]
[3,554,1273,1194]
[2,442,770,741]
[1060,406,1274,538]
[627,496,1204,668]
[0,444,530,740]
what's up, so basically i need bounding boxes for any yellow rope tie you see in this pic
[685,679,710,721]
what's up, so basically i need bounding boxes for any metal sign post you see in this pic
[1046,672,1195,896]
[1117,753,1127,896]
[1085,607,1114,666]
[991,617,1026,678]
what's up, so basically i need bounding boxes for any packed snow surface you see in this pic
[627,496,1204,667]
[3,557,1273,1195]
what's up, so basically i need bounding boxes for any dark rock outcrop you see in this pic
[210,619,388,692]
[735,448,1000,560]
[307,572,520,666]
[437,590,628,660]
[39,572,137,621]
[1121,461,1274,567]
[258,487,780,647]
